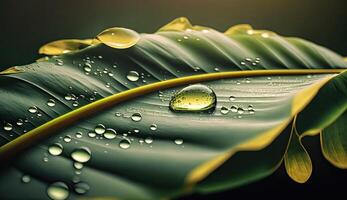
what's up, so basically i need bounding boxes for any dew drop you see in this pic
[104,128,117,139]
[16,119,24,126]
[119,139,131,149]
[21,175,31,183]
[230,105,238,113]
[169,84,216,112]
[96,27,140,49]
[74,182,90,195]
[229,96,236,101]
[83,63,92,72]
[115,112,122,117]
[71,147,91,163]
[131,113,142,122]
[3,122,13,131]
[73,162,84,170]
[237,107,245,114]
[72,101,79,107]
[48,143,63,156]
[47,182,69,200]
[47,99,56,107]
[94,124,106,134]
[150,124,157,131]
[145,137,153,144]
[220,106,229,114]
[174,139,184,145]
[28,106,38,114]
[88,132,96,138]
[127,71,140,82]
[75,132,83,138]
[63,135,72,143]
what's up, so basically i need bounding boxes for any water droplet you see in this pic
[237,107,244,114]
[150,124,157,131]
[43,157,49,162]
[119,139,131,149]
[28,106,38,114]
[174,139,184,145]
[47,99,56,107]
[131,113,142,122]
[88,132,96,138]
[133,129,140,133]
[104,128,117,139]
[47,182,69,200]
[72,101,79,107]
[229,96,236,101]
[48,143,63,156]
[71,147,91,163]
[16,119,24,126]
[94,124,106,134]
[83,63,92,72]
[214,67,220,72]
[75,132,83,138]
[63,135,72,143]
[3,123,13,131]
[145,137,153,144]
[21,175,31,183]
[230,105,238,113]
[220,106,229,114]
[115,112,122,117]
[73,162,83,170]
[96,27,140,49]
[74,182,90,195]
[55,59,64,66]
[64,94,72,101]
[169,84,216,112]
[127,71,140,82]
[249,109,255,114]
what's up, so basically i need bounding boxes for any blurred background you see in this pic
[1,0,346,199]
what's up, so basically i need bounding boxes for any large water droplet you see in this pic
[48,143,63,156]
[104,128,117,139]
[71,147,91,163]
[96,27,140,49]
[131,113,142,122]
[119,139,131,149]
[47,99,56,107]
[3,122,13,131]
[127,71,140,82]
[28,106,38,114]
[74,182,90,195]
[169,84,216,112]
[94,124,106,134]
[47,182,69,200]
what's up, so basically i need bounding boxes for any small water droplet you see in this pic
[237,107,244,114]
[169,84,216,112]
[119,139,131,149]
[115,112,122,117]
[47,99,56,107]
[96,27,140,49]
[71,147,91,163]
[104,128,117,139]
[131,113,142,122]
[72,101,79,107]
[47,182,69,200]
[43,157,49,162]
[230,105,238,113]
[63,135,72,143]
[48,143,63,156]
[55,59,64,66]
[174,139,184,145]
[88,132,96,138]
[94,124,106,134]
[3,122,13,131]
[150,124,157,131]
[75,132,83,138]
[64,94,72,101]
[145,137,153,144]
[73,162,83,170]
[127,71,140,82]
[220,106,229,114]
[21,175,31,183]
[83,63,92,72]
[16,119,24,126]
[229,96,236,101]
[74,182,90,195]
[28,106,38,114]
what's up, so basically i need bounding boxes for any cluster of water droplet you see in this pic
[240,57,261,68]
[220,96,255,118]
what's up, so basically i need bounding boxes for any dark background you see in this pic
[1,0,347,199]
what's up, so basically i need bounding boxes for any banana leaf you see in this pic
[0,17,346,200]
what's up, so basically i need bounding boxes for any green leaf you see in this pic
[0,18,346,200]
